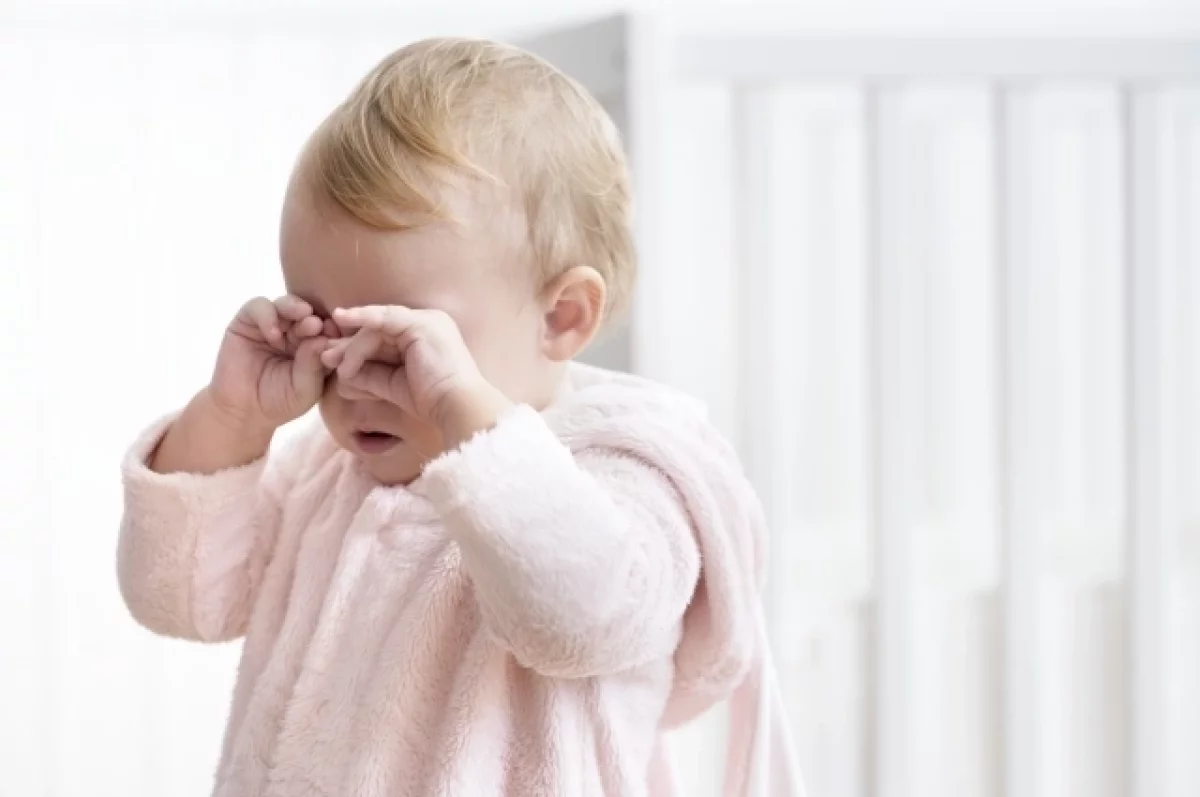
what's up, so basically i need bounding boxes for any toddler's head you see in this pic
[279,37,634,483]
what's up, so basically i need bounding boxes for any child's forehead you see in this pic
[280,204,519,318]
[279,163,532,307]
[284,228,451,312]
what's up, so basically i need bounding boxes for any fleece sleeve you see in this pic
[420,405,702,679]
[116,415,285,643]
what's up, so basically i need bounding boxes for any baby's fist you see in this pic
[322,306,491,430]
[209,295,332,431]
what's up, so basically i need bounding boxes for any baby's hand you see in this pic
[322,306,497,431]
[208,296,333,431]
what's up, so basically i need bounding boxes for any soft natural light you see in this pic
[1,2,1198,797]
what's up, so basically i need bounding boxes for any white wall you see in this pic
[7,0,1200,38]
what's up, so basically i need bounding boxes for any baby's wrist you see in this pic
[150,388,276,475]
[435,381,512,452]
[199,387,279,444]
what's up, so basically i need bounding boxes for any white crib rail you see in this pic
[995,84,1042,797]
[654,34,1200,797]
[1122,85,1171,797]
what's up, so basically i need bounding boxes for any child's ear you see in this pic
[540,266,606,362]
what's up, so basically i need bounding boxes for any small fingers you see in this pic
[334,329,383,380]
[274,295,313,323]
[293,335,331,376]
[286,314,324,349]
[320,336,353,370]
[341,363,414,413]
[333,305,418,338]
[240,297,283,346]
[335,374,374,402]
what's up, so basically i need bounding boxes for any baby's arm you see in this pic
[421,406,701,679]
[150,386,275,475]
[117,389,286,642]
[119,295,331,642]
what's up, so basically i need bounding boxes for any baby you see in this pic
[117,37,794,797]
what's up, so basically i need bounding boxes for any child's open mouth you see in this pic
[353,430,401,455]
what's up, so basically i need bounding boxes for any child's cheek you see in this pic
[317,387,347,437]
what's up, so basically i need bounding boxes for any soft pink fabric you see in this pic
[117,363,798,797]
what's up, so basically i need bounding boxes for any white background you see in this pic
[0,1,1197,796]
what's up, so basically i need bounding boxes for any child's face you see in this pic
[279,170,549,485]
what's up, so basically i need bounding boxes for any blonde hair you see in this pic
[308,37,636,322]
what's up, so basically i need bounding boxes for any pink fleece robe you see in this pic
[117,363,802,796]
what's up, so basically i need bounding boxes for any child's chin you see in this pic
[360,448,425,487]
